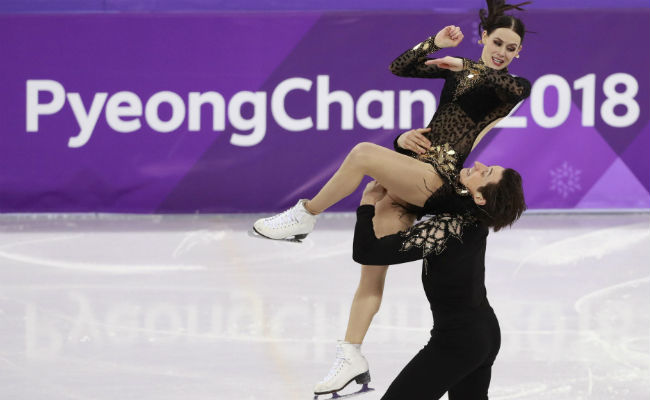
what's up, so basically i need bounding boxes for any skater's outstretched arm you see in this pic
[424,56,531,101]
[463,58,531,100]
[389,25,464,78]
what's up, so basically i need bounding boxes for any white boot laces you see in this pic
[266,207,299,229]
[321,345,348,383]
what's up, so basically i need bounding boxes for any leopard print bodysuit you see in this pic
[390,35,531,167]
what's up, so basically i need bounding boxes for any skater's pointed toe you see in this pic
[313,381,331,394]
[252,218,268,236]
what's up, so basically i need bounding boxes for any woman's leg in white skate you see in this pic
[314,195,415,395]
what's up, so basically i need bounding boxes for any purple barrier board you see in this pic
[1,10,648,213]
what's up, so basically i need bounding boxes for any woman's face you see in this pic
[480,28,522,70]
[459,161,504,205]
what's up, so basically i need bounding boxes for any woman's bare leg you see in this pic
[305,142,442,214]
[344,194,416,344]
[312,193,415,392]
[345,265,387,344]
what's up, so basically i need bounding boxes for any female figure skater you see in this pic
[352,174,526,400]
[253,0,532,394]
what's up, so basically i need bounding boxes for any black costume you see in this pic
[390,35,531,174]
[353,205,499,400]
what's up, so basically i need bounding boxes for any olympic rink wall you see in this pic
[1,9,648,213]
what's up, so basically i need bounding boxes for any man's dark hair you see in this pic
[476,168,527,231]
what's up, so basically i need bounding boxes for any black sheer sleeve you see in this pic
[389,35,449,79]
[462,59,531,101]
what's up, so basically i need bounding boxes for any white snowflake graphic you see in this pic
[549,162,582,198]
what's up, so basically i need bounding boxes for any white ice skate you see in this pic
[313,341,374,399]
[252,199,317,242]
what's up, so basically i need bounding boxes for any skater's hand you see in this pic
[434,25,464,48]
[361,181,387,206]
[397,128,432,154]
[425,56,464,71]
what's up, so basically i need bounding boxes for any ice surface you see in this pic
[0,212,648,399]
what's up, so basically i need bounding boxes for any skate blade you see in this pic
[248,228,306,243]
[313,384,374,400]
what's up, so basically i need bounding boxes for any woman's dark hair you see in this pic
[479,0,531,43]
[476,168,527,231]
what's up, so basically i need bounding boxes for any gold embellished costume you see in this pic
[390,34,531,177]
